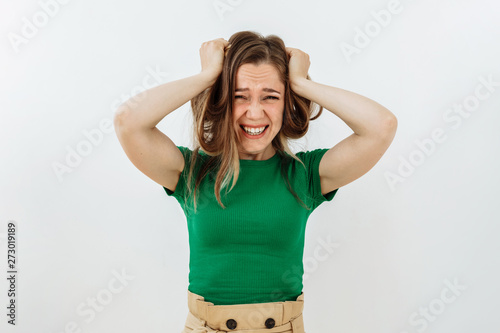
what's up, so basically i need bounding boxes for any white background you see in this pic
[1,0,499,332]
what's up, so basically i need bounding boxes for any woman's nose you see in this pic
[246,100,265,119]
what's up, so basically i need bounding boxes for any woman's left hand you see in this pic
[285,47,310,87]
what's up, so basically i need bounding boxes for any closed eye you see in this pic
[234,96,278,100]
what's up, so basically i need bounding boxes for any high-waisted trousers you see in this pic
[181,289,306,333]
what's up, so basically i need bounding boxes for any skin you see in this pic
[232,63,285,161]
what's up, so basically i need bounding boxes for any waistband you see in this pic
[186,290,305,332]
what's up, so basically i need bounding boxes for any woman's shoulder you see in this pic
[174,146,213,173]
[281,148,330,170]
[176,146,210,158]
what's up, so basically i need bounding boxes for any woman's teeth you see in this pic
[243,126,266,135]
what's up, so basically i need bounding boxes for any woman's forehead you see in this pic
[235,63,283,91]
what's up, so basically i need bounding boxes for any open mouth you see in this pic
[240,125,269,136]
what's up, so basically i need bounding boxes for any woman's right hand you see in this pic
[199,38,230,81]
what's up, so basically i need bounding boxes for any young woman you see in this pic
[114,30,397,333]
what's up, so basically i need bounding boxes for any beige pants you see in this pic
[182,290,306,333]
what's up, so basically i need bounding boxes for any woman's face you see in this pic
[232,62,285,160]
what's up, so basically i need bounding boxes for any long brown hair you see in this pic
[184,30,323,213]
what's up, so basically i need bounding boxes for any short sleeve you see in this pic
[295,148,339,211]
[162,145,192,200]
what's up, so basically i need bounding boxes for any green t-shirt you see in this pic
[163,145,339,305]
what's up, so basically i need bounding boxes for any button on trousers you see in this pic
[181,289,306,333]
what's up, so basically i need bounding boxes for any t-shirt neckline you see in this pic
[239,152,280,167]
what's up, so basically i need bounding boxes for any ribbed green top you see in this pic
[163,146,339,305]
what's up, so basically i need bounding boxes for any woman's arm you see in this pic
[291,78,397,137]
[115,71,217,130]
[286,46,397,194]
[115,37,229,129]
[113,38,229,191]
[293,77,398,194]
[113,71,217,191]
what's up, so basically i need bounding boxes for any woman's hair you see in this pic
[185,30,323,213]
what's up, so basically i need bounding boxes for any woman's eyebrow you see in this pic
[235,88,281,94]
